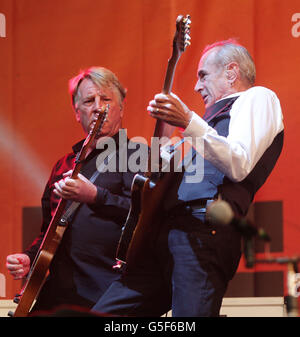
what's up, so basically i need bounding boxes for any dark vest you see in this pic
[165,96,284,216]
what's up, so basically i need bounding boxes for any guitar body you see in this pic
[115,174,145,264]
[116,163,177,266]
[126,170,177,267]
[10,107,108,317]
[12,200,67,316]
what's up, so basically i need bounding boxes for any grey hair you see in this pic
[205,40,256,86]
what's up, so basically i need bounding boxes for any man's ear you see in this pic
[226,62,239,82]
[75,107,81,123]
[119,103,124,118]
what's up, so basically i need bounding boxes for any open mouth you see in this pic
[202,95,208,103]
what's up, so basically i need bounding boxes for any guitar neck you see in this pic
[33,107,106,260]
[71,105,107,178]
[71,136,92,178]
[162,56,179,95]
[152,14,190,140]
[153,54,179,139]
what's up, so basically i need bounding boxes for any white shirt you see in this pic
[182,86,284,182]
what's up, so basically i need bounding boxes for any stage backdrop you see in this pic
[0,0,299,302]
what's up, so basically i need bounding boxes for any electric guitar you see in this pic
[9,105,108,317]
[115,15,191,268]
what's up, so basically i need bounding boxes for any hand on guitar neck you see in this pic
[147,91,193,130]
[53,170,98,204]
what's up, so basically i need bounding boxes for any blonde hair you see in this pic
[69,67,126,108]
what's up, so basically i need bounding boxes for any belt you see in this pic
[167,199,214,217]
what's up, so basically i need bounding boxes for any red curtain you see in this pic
[0,0,299,300]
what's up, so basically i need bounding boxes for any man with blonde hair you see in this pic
[6,67,140,313]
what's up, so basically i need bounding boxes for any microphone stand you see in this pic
[242,228,300,317]
[255,255,300,317]
[207,200,300,316]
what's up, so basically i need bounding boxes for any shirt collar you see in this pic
[215,91,244,104]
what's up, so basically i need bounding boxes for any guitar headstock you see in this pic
[73,105,109,170]
[83,104,109,146]
[93,104,109,138]
[174,14,191,55]
[162,15,191,95]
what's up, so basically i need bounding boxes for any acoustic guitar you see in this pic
[115,14,191,268]
[9,105,108,317]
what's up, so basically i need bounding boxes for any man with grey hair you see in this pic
[93,39,284,317]
[6,67,141,314]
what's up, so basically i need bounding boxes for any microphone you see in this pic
[206,200,270,268]
[206,200,257,235]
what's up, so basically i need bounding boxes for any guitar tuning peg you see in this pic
[184,35,191,47]
[183,15,191,24]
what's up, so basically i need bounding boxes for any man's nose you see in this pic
[194,79,203,93]
[93,96,102,112]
